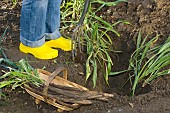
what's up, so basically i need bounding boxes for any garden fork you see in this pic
[0,89,1,99]
[72,0,90,60]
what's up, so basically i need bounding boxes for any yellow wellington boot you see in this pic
[45,36,72,51]
[19,43,58,60]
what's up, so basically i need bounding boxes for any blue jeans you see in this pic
[20,0,62,47]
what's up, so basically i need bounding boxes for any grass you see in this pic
[110,33,170,95]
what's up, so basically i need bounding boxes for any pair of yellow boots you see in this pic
[19,37,72,59]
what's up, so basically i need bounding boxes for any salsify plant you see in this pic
[0,59,44,91]
[60,0,129,87]
[0,27,9,97]
[0,29,43,96]
[60,0,127,30]
[85,22,114,87]
[60,0,84,29]
[110,33,170,95]
[84,18,129,87]
[129,34,170,95]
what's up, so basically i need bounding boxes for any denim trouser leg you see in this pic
[20,0,62,47]
[45,0,62,40]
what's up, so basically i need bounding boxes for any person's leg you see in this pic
[45,0,62,39]
[20,0,47,47]
[19,0,58,59]
[45,0,72,51]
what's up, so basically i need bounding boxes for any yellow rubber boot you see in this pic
[19,43,58,59]
[45,36,72,51]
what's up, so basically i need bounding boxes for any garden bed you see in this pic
[0,0,170,113]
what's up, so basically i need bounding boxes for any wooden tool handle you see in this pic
[43,67,68,99]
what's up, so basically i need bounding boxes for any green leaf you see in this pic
[0,72,11,79]
[109,70,129,76]
[92,15,112,28]
[91,0,127,6]
[136,32,141,49]
[157,69,170,77]
[92,59,97,88]
[86,52,93,81]
[0,81,16,88]
[0,58,18,69]
[0,27,8,44]
[0,48,7,59]
[99,25,120,37]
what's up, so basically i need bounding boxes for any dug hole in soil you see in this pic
[0,0,170,113]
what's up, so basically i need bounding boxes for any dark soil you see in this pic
[0,0,170,113]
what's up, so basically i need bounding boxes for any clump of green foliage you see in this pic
[61,0,129,87]
[110,33,170,95]
[0,59,43,90]
[0,28,42,96]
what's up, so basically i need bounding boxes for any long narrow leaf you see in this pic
[110,70,129,76]
[86,52,93,81]
[92,59,97,88]
[91,0,127,6]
